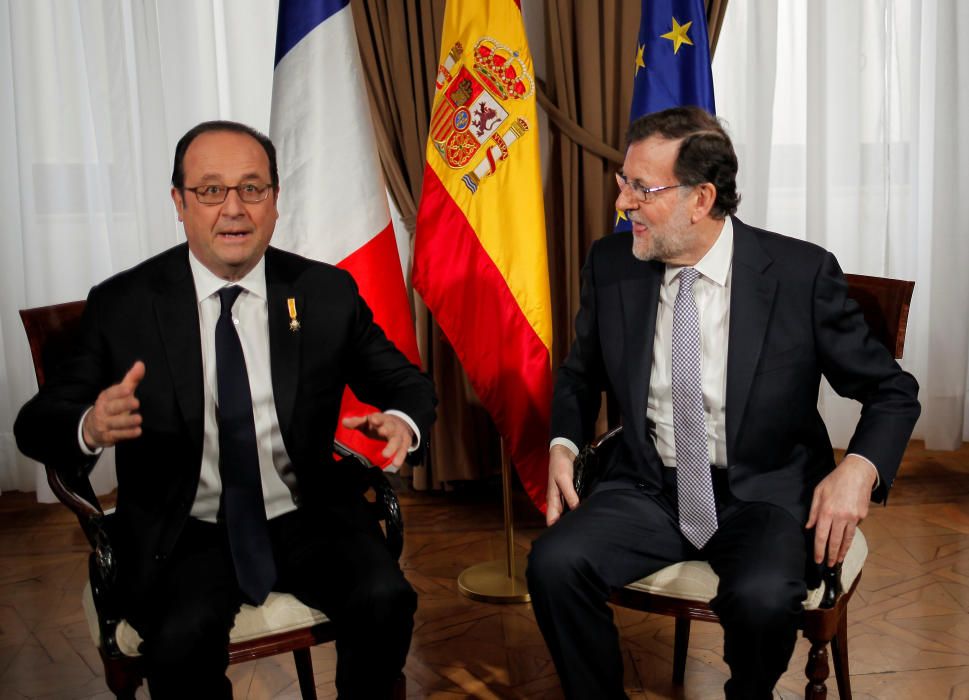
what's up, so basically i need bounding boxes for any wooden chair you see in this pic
[19,300,406,700]
[572,274,914,700]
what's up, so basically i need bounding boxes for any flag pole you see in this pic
[457,439,530,603]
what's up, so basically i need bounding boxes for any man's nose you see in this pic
[221,188,246,214]
[615,187,638,215]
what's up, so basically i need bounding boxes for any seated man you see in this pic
[526,106,920,699]
[15,120,437,699]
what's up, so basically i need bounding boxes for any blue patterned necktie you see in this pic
[671,268,718,549]
[216,285,276,605]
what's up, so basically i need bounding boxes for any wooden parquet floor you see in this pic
[1,440,968,699]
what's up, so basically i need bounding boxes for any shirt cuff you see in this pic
[78,407,103,456]
[846,452,880,490]
[550,437,579,457]
[384,410,420,453]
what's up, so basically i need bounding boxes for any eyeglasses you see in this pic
[615,172,691,203]
[184,182,274,205]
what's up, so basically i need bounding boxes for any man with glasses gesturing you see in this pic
[16,121,436,698]
[526,107,920,699]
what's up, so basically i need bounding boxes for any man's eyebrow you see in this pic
[193,172,265,182]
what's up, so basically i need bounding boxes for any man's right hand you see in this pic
[82,361,146,449]
[546,444,580,527]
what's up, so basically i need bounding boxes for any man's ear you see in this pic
[171,187,185,222]
[692,182,717,223]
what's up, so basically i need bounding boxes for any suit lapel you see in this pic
[265,250,301,439]
[153,246,204,452]
[620,261,662,448]
[725,219,776,456]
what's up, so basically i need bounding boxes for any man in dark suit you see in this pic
[15,121,436,699]
[526,107,920,699]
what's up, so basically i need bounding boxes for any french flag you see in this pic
[270,0,421,467]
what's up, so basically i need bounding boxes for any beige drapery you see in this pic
[350,0,727,490]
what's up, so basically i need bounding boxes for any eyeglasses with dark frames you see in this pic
[615,172,691,203]
[184,182,274,205]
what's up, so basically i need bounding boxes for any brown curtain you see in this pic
[351,0,501,489]
[707,0,729,56]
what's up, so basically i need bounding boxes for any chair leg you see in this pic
[803,640,830,700]
[831,605,852,700]
[101,653,142,700]
[293,647,318,700]
[672,617,691,685]
[392,673,406,700]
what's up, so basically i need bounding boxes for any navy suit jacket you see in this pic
[551,217,920,522]
[16,244,436,599]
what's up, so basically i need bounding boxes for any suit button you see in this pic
[154,553,167,562]
[636,480,647,490]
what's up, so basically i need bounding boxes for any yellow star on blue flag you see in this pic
[660,17,694,54]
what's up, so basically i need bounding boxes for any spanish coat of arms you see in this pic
[431,37,535,194]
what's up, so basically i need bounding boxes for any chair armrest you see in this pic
[818,562,842,609]
[43,464,111,551]
[573,426,623,500]
[333,441,404,560]
[43,465,126,655]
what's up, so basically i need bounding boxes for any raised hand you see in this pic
[82,361,146,449]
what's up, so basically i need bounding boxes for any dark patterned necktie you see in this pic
[671,268,718,548]
[216,285,276,605]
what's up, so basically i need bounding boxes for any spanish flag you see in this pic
[414,0,552,511]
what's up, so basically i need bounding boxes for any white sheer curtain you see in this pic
[713,0,969,450]
[0,0,278,498]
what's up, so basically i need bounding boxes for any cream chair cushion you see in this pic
[623,528,867,611]
[81,588,329,656]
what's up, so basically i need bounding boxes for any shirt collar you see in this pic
[664,216,734,288]
[188,250,267,303]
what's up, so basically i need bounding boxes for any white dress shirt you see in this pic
[550,219,734,462]
[648,217,733,468]
[189,254,298,521]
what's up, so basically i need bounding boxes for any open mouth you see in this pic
[218,231,251,239]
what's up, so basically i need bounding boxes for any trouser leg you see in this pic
[706,502,808,700]
[270,504,416,700]
[127,519,243,700]
[526,484,691,700]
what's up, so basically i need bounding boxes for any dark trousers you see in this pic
[527,470,808,700]
[127,502,416,699]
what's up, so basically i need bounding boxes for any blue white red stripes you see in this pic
[271,0,421,467]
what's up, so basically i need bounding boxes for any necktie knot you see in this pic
[218,285,244,317]
[678,267,700,294]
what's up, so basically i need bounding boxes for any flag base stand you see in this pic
[456,441,531,604]
[457,558,530,603]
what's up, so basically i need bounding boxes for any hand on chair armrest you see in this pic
[333,441,404,559]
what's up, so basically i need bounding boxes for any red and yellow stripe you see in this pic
[414,0,552,511]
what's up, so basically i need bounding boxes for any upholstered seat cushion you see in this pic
[81,587,329,656]
[623,529,868,611]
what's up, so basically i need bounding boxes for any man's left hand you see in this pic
[805,454,878,566]
[341,413,414,468]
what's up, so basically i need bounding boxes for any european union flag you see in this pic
[616,0,716,230]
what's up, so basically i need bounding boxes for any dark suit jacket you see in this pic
[552,217,920,522]
[15,244,436,601]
